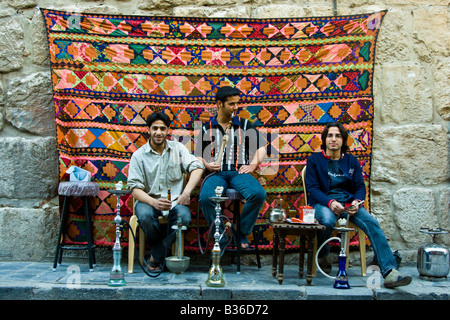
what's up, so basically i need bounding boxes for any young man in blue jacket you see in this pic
[305,122,411,288]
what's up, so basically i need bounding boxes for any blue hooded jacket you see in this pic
[305,151,366,208]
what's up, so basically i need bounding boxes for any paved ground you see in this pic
[0,259,448,302]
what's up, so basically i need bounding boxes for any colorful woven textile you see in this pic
[42,9,385,250]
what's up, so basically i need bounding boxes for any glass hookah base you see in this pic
[108,271,127,287]
[206,278,226,287]
[333,278,351,289]
[206,265,226,287]
[333,255,350,289]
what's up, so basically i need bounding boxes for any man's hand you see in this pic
[205,161,221,172]
[238,164,257,174]
[151,198,171,211]
[345,200,361,216]
[177,191,191,206]
[329,200,345,215]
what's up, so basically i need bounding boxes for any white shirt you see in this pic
[127,140,204,206]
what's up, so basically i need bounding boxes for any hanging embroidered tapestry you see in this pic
[42,9,386,250]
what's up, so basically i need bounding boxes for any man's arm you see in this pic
[177,168,204,206]
[198,157,221,172]
[131,188,171,211]
[238,145,266,174]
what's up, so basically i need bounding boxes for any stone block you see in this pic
[375,8,414,64]
[393,187,439,246]
[380,64,433,124]
[372,124,448,186]
[5,72,55,136]
[413,7,449,57]
[0,206,59,261]
[0,137,58,199]
[0,80,4,133]
[0,16,24,72]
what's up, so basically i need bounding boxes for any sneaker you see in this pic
[384,269,412,288]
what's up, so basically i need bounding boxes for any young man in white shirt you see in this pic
[127,112,204,272]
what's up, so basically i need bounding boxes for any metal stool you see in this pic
[53,181,99,271]
[224,188,261,274]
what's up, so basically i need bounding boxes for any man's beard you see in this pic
[151,135,166,146]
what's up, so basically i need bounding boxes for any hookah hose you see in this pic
[314,236,341,280]
[121,214,172,278]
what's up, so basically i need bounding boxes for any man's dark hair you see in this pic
[215,86,241,104]
[146,112,171,128]
[321,122,349,154]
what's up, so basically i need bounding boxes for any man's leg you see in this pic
[134,201,164,267]
[135,202,192,267]
[135,201,162,245]
[199,173,228,227]
[350,207,411,287]
[229,172,266,240]
[313,204,338,258]
[350,207,397,276]
[158,204,191,258]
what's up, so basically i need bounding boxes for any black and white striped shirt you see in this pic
[195,116,264,172]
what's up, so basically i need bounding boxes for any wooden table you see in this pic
[271,222,325,286]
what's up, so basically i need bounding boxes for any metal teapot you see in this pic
[417,228,449,281]
[269,198,286,223]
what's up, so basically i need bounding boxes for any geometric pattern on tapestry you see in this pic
[42,9,386,250]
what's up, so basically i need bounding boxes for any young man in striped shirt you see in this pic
[195,86,267,251]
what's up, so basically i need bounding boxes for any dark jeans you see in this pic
[199,171,266,238]
[134,202,191,265]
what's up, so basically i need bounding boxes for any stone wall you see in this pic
[0,0,448,263]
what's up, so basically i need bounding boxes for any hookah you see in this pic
[206,186,229,287]
[315,217,354,289]
[107,181,129,287]
[165,214,190,274]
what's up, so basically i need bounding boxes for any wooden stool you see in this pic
[224,188,261,274]
[53,181,99,271]
[271,222,325,285]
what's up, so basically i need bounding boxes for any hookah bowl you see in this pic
[206,188,229,287]
[107,188,129,287]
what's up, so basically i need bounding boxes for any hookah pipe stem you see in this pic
[176,214,183,259]
[215,112,234,168]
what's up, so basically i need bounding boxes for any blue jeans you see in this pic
[199,171,266,239]
[134,202,191,265]
[314,204,397,276]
